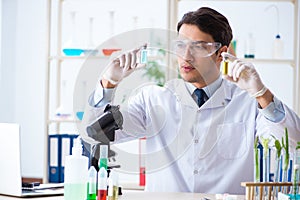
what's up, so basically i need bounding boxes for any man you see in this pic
[82,7,300,194]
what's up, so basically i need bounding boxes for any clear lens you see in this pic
[172,40,221,58]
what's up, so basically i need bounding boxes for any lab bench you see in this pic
[0,189,244,200]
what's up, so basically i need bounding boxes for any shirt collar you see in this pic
[185,75,223,98]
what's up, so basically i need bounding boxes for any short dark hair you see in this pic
[177,7,232,47]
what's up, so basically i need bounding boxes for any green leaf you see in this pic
[260,136,270,157]
[271,135,282,159]
[254,136,258,149]
[282,127,289,171]
[254,136,260,182]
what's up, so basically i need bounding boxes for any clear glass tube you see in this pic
[254,147,260,200]
[273,155,282,199]
[254,147,261,183]
[263,149,270,182]
[292,150,300,197]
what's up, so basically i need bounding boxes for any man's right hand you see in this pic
[102,45,147,87]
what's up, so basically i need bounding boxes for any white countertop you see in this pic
[0,189,244,200]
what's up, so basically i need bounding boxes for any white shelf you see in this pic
[242,58,295,66]
[178,0,295,2]
[47,118,81,124]
[49,55,109,60]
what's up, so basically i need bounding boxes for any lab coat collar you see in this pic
[165,78,233,109]
[185,75,223,99]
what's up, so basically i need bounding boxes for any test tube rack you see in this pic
[241,182,300,200]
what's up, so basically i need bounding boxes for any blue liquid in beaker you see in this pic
[63,48,83,56]
[76,111,84,120]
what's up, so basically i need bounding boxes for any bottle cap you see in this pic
[109,169,119,186]
[88,166,97,180]
[98,167,108,190]
[72,136,83,156]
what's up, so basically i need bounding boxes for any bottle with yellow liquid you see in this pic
[108,169,119,200]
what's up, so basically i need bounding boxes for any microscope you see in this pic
[83,104,123,172]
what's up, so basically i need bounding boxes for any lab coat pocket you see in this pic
[217,122,247,159]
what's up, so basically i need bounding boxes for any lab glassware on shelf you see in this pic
[101,11,121,56]
[62,11,83,56]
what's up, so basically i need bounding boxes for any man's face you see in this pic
[176,24,223,88]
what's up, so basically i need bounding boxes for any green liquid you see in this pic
[86,182,96,200]
[99,158,107,170]
[64,183,86,200]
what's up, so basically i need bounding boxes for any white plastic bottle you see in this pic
[272,34,284,59]
[64,137,89,200]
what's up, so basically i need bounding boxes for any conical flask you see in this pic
[102,11,121,56]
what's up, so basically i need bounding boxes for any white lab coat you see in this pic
[83,78,300,194]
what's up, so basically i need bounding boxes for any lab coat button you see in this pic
[194,139,199,143]
[193,170,198,174]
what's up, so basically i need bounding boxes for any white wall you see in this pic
[178,1,296,109]
[1,0,17,123]
[1,0,47,178]
[0,0,2,85]
[0,0,299,180]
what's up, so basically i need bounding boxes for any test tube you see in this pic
[140,46,148,64]
[86,166,97,200]
[99,145,108,170]
[222,56,229,75]
[108,169,119,200]
[97,167,107,200]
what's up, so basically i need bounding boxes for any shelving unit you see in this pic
[168,0,300,115]
[44,0,108,183]
[44,0,299,184]
[44,0,170,184]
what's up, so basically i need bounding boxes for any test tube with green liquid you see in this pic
[99,145,108,170]
[86,166,97,200]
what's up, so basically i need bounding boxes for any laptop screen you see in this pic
[0,123,23,196]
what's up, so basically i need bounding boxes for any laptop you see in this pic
[0,123,64,197]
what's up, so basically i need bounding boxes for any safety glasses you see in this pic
[172,40,222,58]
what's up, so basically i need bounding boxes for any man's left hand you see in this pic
[221,52,267,98]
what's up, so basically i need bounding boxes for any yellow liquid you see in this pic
[108,186,119,200]
[222,61,228,75]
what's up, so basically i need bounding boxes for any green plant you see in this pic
[296,141,300,150]
[142,60,165,87]
[260,136,271,182]
[271,135,282,184]
[282,127,289,172]
[254,136,260,182]
[271,135,282,160]
[261,137,270,158]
